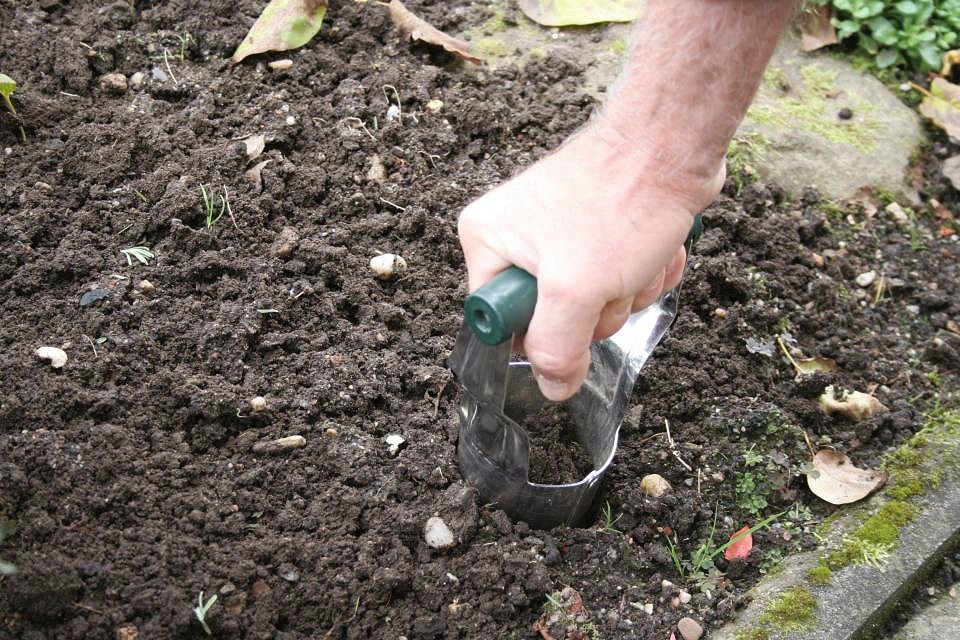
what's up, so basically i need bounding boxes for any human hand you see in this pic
[458,125,723,401]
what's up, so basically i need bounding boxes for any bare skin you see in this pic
[458,0,794,401]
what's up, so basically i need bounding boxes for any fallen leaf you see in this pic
[795,356,838,375]
[386,0,482,64]
[939,225,956,237]
[800,4,837,52]
[724,525,753,561]
[819,385,886,422]
[245,159,273,191]
[942,49,960,77]
[518,0,645,27]
[233,0,327,63]
[915,78,960,141]
[807,449,886,504]
[242,133,266,161]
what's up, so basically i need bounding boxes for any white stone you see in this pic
[370,253,407,280]
[424,516,455,549]
[385,433,405,455]
[35,346,67,368]
[855,270,877,287]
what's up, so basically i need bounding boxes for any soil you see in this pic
[524,404,593,485]
[1,1,958,639]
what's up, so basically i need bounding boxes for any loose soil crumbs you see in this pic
[1,1,958,639]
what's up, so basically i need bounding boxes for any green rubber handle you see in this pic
[465,215,703,346]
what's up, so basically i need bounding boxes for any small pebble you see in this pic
[250,396,268,413]
[426,98,444,112]
[268,59,293,72]
[80,288,112,307]
[129,72,145,89]
[713,307,727,318]
[250,579,271,600]
[838,107,853,120]
[678,616,704,640]
[151,67,168,82]
[886,202,910,228]
[370,253,407,280]
[98,73,128,94]
[34,181,53,193]
[251,435,306,454]
[115,624,139,640]
[137,280,155,295]
[640,473,671,497]
[424,516,455,549]
[35,346,68,368]
[323,427,338,438]
[855,270,877,287]
[285,115,296,126]
[679,590,692,604]
[385,433,405,456]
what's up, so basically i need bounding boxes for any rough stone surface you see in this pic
[714,477,960,640]
[890,582,960,640]
[738,36,923,200]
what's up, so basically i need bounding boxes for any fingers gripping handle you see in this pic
[464,215,703,346]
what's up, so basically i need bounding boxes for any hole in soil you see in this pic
[523,403,594,485]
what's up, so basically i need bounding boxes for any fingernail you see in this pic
[536,373,572,401]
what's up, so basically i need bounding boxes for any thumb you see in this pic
[521,280,602,401]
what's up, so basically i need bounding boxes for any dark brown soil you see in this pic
[524,403,593,485]
[1,2,958,639]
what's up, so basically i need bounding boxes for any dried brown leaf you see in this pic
[243,134,266,161]
[807,449,886,505]
[245,159,273,191]
[800,4,838,52]
[386,0,482,64]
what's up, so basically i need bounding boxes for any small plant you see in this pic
[200,184,229,228]
[121,245,154,266]
[735,445,782,517]
[175,32,193,62]
[194,591,218,635]
[597,502,622,534]
[810,0,960,72]
[0,72,27,143]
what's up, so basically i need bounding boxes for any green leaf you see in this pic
[918,77,960,139]
[834,19,861,40]
[0,73,15,100]
[233,0,327,63]
[895,0,918,14]
[867,16,898,46]
[919,42,944,70]
[876,48,899,68]
[517,0,645,27]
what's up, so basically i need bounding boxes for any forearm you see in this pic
[590,0,794,210]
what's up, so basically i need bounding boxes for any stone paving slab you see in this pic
[713,477,960,640]
[890,581,960,640]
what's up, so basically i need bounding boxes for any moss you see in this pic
[609,37,627,55]
[807,562,832,586]
[734,628,771,640]
[482,7,508,34]
[759,587,817,632]
[747,63,882,153]
[826,500,918,570]
[473,38,509,57]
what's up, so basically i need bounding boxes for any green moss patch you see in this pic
[806,562,832,586]
[759,587,817,633]
[747,63,882,153]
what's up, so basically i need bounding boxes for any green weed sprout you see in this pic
[121,245,154,266]
[194,591,218,635]
[200,184,229,228]
[597,502,623,534]
[0,72,27,143]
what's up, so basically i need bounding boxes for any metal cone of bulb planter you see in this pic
[449,216,702,529]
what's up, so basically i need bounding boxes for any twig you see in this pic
[163,49,179,85]
[83,335,98,358]
[383,84,402,125]
[664,418,692,472]
[343,117,376,141]
[223,186,243,233]
[802,430,816,457]
[379,197,406,212]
